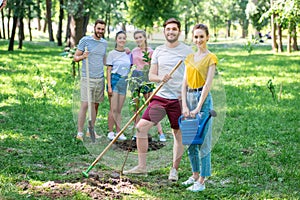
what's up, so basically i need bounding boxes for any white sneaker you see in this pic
[107,132,115,140]
[168,167,178,181]
[187,181,205,192]
[182,177,196,186]
[117,133,127,141]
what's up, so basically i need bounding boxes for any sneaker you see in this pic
[182,177,196,186]
[107,132,115,140]
[187,181,205,192]
[168,167,178,181]
[117,133,127,141]
[123,166,147,175]
[76,132,84,141]
[159,133,166,142]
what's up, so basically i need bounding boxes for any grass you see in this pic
[0,38,299,199]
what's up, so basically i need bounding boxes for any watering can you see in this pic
[178,110,217,145]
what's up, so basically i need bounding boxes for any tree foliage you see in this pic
[246,0,270,31]
[127,0,178,30]
[1,0,298,52]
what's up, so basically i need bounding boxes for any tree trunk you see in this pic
[287,31,291,53]
[74,16,85,46]
[277,23,283,52]
[1,10,5,39]
[46,0,54,42]
[27,4,33,41]
[184,14,188,40]
[68,0,87,47]
[28,18,32,41]
[65,15,71,46]
[37,0,42,31]
[43,16,47,33]
[56,0,64,46]
[271,0,278,52]
[18,17,25,49]
[121,22,126,31]
[292,24,299,51]
[287,21,292,53]
[226,20,231,38]
[106,12,110,39]
[241,19,249,38]
[7,8,11,39]
[8,16,18,51]
[69,16,76,48]
[82,14,89,36]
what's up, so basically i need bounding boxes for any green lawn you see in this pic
[0,39,299,199]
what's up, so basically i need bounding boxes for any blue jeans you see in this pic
[186,91,213,177]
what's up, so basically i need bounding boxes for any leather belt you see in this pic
[187,87,203,92]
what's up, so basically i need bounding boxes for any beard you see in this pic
[165,33,179,43]
[94,32,103,39]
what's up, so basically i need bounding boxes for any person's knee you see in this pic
[81,102,88,110]
[136,119,152,137]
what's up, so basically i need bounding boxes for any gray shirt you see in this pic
[151,42,192,99]
[78,36,107,78]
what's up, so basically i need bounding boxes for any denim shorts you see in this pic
[109,73,128,95]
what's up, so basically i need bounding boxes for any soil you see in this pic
[17,171,143,199]
[16,139,167,199]
[114,135,166,152]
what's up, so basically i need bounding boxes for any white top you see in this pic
[151,42,192,99]
[106,50,132,77]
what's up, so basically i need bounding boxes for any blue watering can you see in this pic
[178,110,217,145]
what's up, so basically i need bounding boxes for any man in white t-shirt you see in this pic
[123,18,192,182]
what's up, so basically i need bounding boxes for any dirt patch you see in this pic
[17,171,147,199]
[114,137,166,152]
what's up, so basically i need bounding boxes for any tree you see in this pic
[232,0,249,38]
[127,0,178,31]
[262,0,299,53]
[56,0,64,46]
[1,9,5,39]
[46,0,54,42]
[8,0,26,51]
[246,0,270,32]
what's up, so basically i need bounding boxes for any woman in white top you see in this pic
[106,31,132,140]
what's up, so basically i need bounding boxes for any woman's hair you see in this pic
[115,30,126,48]
[133,30,148,52]
[192,23,209,36]
[163,18,181,31]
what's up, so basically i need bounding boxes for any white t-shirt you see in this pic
[151,42,192,99]
[106,50,132,77]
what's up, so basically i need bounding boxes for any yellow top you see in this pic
[184,53,218,88]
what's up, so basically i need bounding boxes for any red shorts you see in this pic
[142,95,181,129]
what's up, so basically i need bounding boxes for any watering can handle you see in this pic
[178,114,201,126]
[197,110,217,137]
